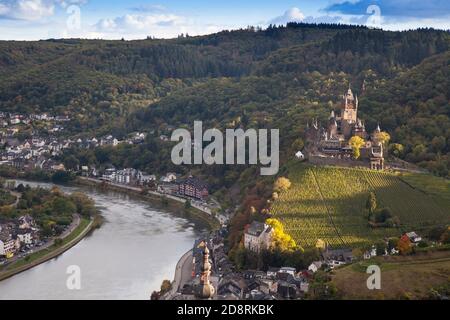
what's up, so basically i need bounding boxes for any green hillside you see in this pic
[271,163,450,248]
[1,25,449,177]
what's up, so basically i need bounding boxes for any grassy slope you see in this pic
[331,250,450,299]
[271,163,450,248]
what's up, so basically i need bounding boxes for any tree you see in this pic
[160,280,172,294]
[70,192,97,217]
[389,143,404,157]
[54,238,63,246]
[52,197,76,215]
[266,218,297,251]
[348,136,365,159]
[375,241,386,256]
[63,155,80,171]
[431,136,446,152]
[440,227,450,244]
[274,177,291,192]
[315,239,326,250]
[397,235,412,255]
[291,138,304,151]
[375,131,390,147]
[184,199,191,211]
[366,192,377,216]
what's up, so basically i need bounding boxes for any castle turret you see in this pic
[375,123,381,133]
[328,117,338,138]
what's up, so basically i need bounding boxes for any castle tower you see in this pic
[341,86,358,123]
[328,117,338,138]
[194,246,215,299]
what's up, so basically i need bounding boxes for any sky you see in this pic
[0,0,449,40]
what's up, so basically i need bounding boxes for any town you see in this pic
[157,224,427,300]
[0,214,39,262]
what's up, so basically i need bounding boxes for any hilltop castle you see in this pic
[307,86,384,170]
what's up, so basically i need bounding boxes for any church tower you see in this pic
[194,246,215,299]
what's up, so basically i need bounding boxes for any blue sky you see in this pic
[0,0,449,40]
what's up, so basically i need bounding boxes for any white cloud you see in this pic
[18,0,54,19]
[93,13,226,39]
[269,7,305,25]
[0,0,57,20]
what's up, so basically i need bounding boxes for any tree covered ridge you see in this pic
[0,24,449,177]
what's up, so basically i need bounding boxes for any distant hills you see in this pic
[0,24,449,177]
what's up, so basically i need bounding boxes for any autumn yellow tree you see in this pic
[266,218,298,251]
[397,235,412,255]
[274,177,291,192]
[349,136,365,159]
[375,131,391,147]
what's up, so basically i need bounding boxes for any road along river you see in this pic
[0,180,207,300]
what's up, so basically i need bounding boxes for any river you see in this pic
[0,180,207,300]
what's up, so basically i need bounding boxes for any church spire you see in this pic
[194,246,215,299]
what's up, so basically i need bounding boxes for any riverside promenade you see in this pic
[77,176,220,222]
[163,249,194,300]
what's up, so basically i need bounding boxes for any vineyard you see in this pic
[271,163,450,248]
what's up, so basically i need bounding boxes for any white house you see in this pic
[405,231,422,244]
[266,267,279,278]
[308,261,323,273]
[102,168,116,181]
[363,245,377,259]
[278,267,296,276]
[18,215,35,229]
[243,221,273,253]
[17,230,33,245]
[295,151,305,160]
[10,116,21,125]
[0,233,17,257]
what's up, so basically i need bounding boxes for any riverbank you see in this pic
[162,249,193,300]
[75,176,221,230]
[0,215,98,282]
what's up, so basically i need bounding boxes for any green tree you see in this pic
[63,155,80,171]
[366,192,377,216]
[184,199,191,211]
[389,143,404,157]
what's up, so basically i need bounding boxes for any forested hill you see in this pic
[1,23,449,176]
[0,24,447,112]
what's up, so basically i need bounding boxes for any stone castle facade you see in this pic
[307,86,384,170]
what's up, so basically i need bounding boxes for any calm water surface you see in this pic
[0,180,205,300]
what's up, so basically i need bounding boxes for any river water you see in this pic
[0,180,206,300]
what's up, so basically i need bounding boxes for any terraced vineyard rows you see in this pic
[271,163,450,248]
[363,171,449,230]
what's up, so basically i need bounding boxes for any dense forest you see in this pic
[1,24,449,181]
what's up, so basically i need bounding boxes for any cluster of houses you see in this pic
[94,166,210,201]
[0,128,148,172]
[0,112,70,133]
[0,112,71,126]
[174,230,311,300]
[0,134,69,171]
[0,215,38,260]
[75,132,147,149]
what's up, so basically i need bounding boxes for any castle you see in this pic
[307,86,385,170]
